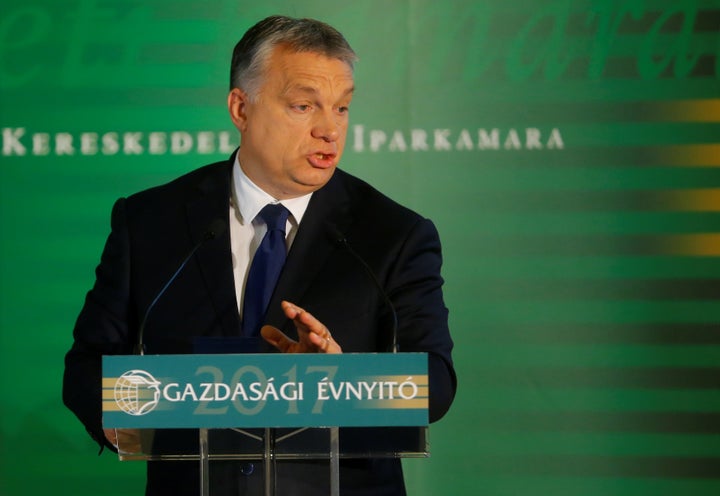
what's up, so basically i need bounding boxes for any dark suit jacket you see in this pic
[63,153,456,495]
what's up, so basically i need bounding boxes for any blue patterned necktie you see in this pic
[242,203,290,336]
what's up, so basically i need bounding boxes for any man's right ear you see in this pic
[228,88,249,131]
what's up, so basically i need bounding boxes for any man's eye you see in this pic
[337,106,350,114]
[293,104,311,112]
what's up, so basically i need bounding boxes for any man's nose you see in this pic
[311,110,341,142]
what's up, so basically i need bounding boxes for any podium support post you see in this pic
[264,428,274,496]
[330,426,340,496]
[199,428,209,496]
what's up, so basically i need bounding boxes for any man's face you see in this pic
[229,46,355,199]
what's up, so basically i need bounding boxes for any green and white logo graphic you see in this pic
[113,370,162,416]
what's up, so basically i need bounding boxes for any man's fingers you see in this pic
[104,428,144,454]
[308,331,328,349]
[104,428,118,446]
[306,325,342,354]
[277,301,343,354]
[282,300,327,336]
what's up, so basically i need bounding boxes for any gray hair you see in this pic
[229,15,358,98]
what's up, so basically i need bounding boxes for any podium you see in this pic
[103,353,429,495]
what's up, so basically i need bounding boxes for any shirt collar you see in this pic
[232,154,312,225]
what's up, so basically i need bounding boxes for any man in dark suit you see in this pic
[63,15,455,495]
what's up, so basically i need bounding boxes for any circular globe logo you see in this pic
[114,370,161,416]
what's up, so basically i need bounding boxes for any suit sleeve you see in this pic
[63,198,134,450]
[387,217,457,422]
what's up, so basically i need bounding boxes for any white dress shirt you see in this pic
[229,156,312,318]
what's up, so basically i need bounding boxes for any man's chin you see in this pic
[277,169,335,198]
[299,167,336,188]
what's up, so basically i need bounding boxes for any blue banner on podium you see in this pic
[103,353,428,429]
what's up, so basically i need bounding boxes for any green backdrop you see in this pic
[1,0,719,494]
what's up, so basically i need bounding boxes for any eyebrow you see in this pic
[285,85,355,97]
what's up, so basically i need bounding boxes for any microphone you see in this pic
[326,224,399,353]
[135,219,227,355]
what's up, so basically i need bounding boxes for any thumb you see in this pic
[260,325,294,353]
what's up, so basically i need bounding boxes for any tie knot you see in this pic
[258,203,289,232]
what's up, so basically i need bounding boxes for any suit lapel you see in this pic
[265,170,354,329]
[185,158,241,337]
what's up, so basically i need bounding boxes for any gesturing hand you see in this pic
[261,301,342,354]
[103,428,142,455]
